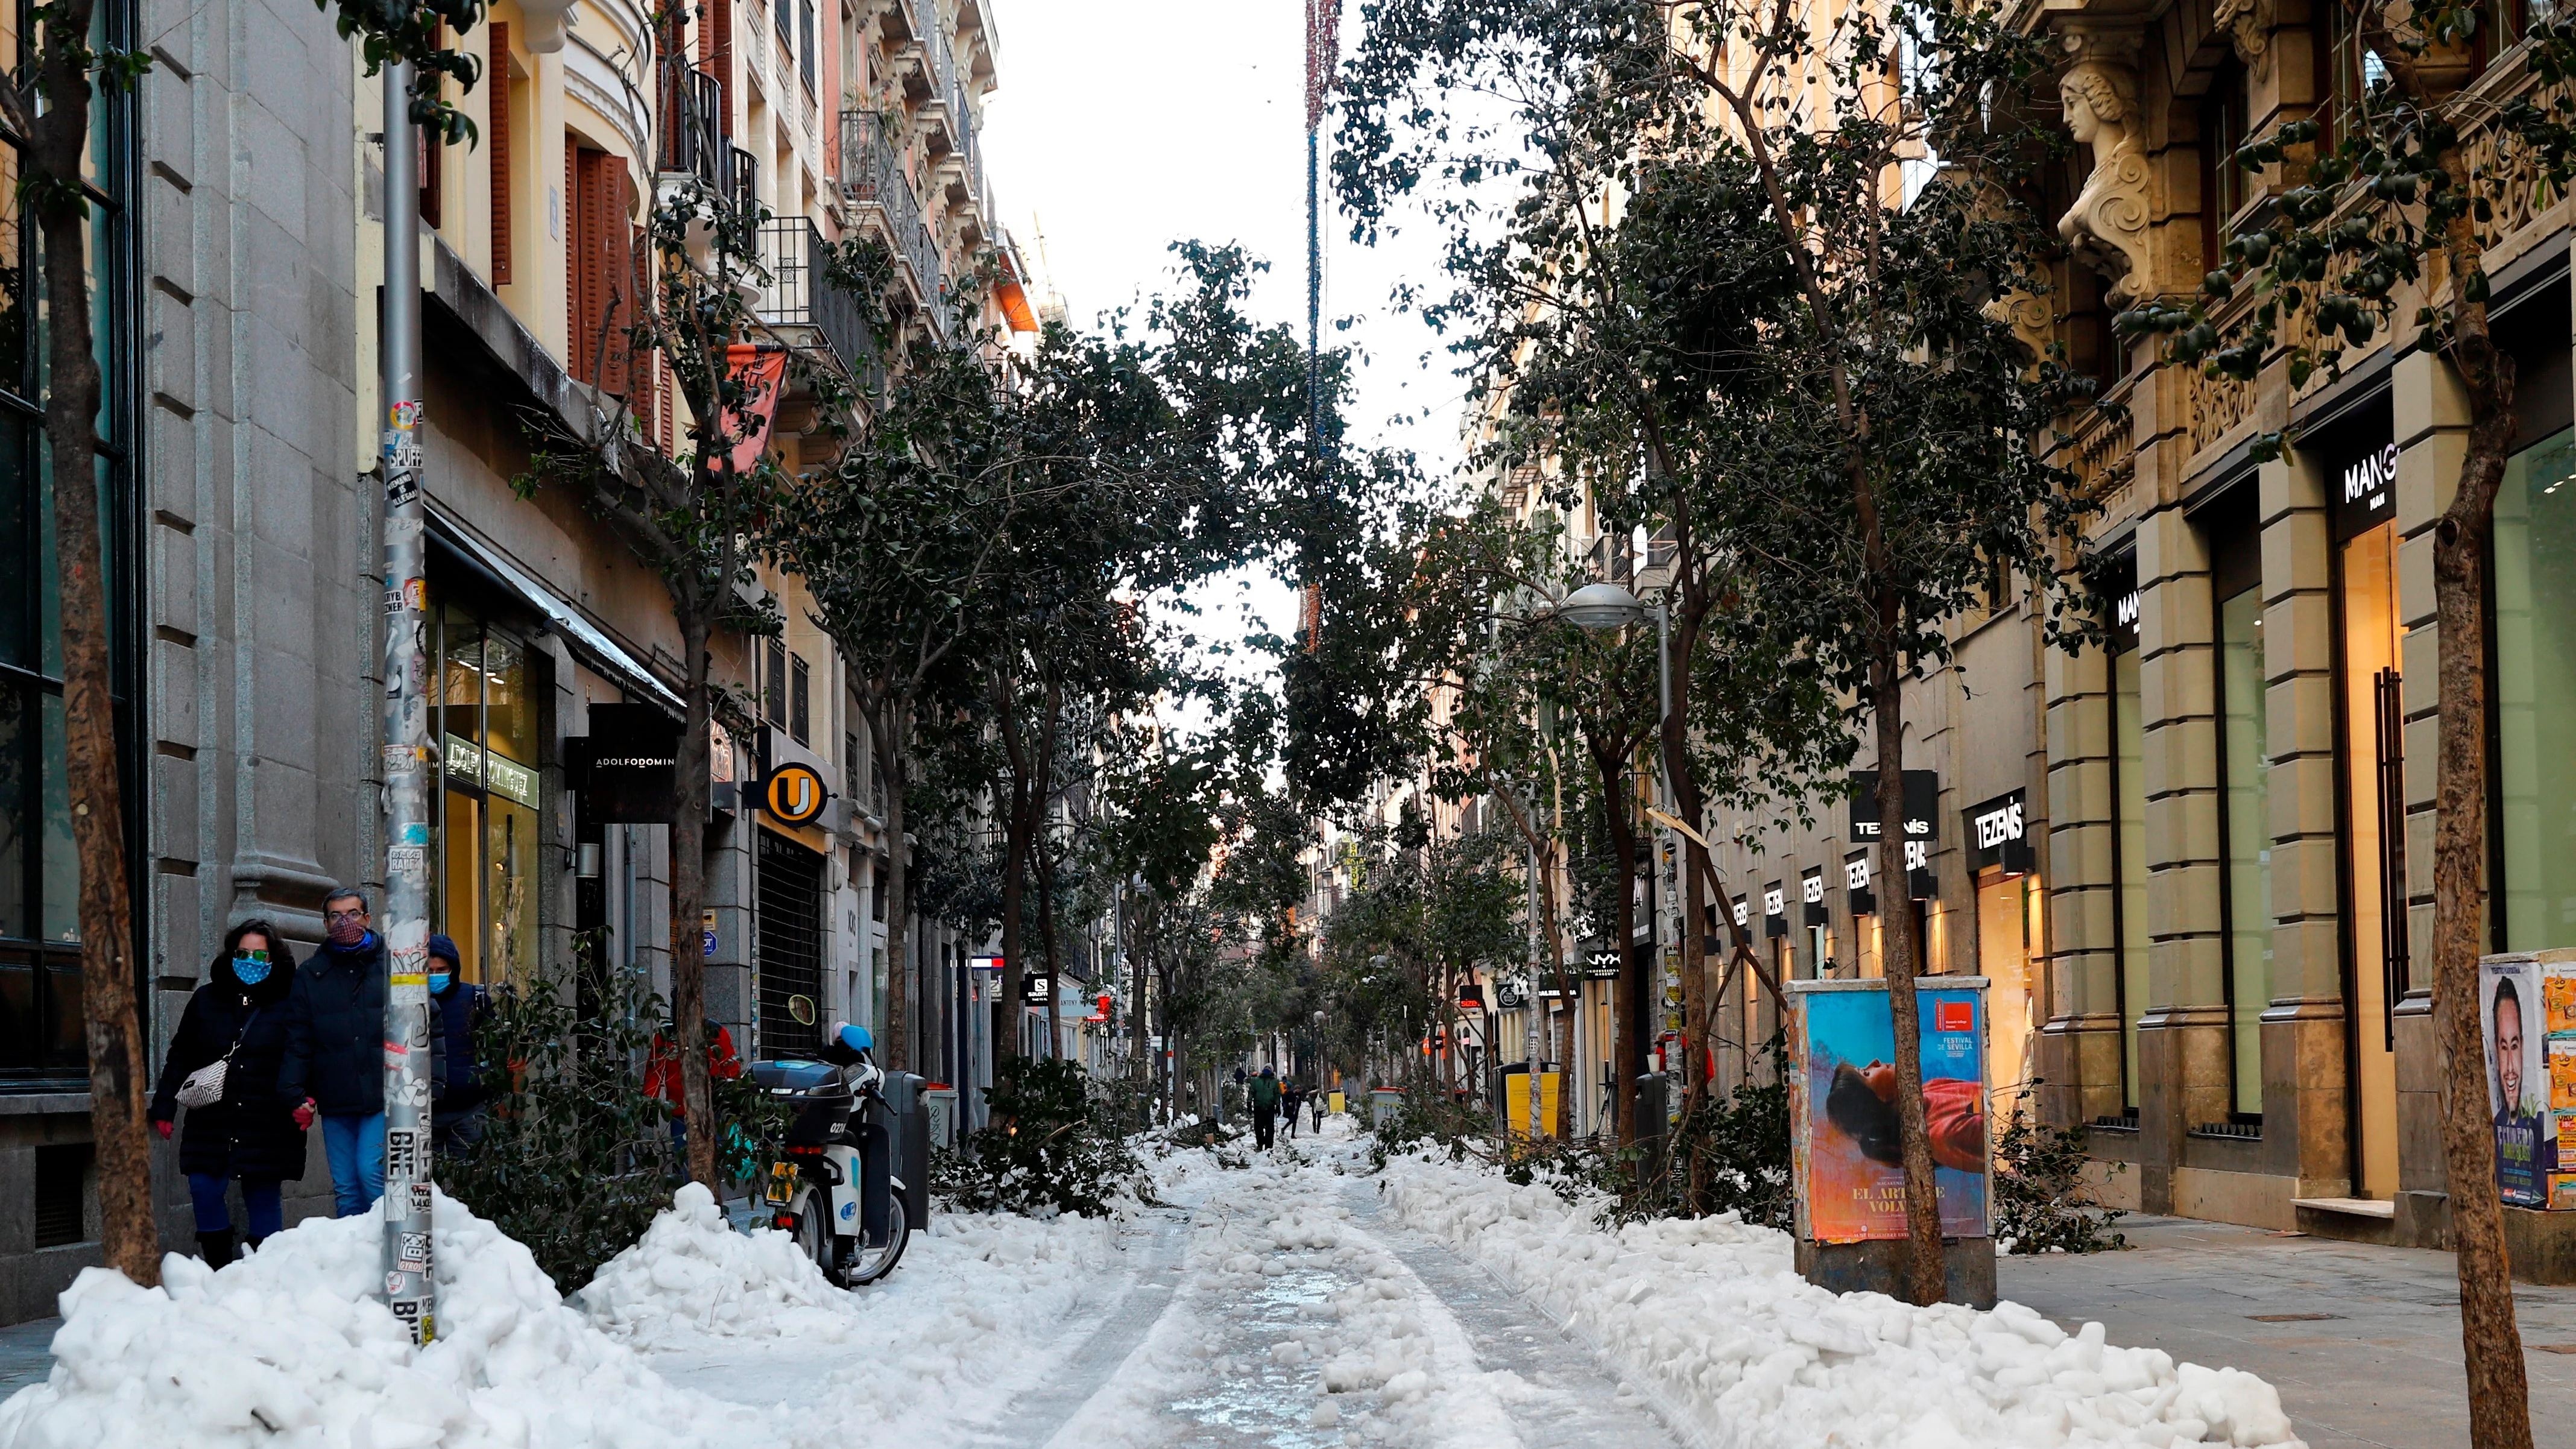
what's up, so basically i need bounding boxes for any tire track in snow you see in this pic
[970,1207,1193,1448]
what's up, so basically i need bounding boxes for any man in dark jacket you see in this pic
[425,935,492,1157]
[1250,1065,1281,1150]
[279,887,389,1216]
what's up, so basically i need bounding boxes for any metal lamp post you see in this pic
[377,61,438,1345]
[1555,582,1668,1145]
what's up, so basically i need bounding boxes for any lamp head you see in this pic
[1556,581,1646,631]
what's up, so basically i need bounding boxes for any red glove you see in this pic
[292,1099,317,1130]
[154,1119,173,1140]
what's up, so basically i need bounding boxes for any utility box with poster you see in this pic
[1785,977,1994,1307]
[2476,951,2576,1284]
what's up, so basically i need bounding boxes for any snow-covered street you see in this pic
[0,1115,2312,1449]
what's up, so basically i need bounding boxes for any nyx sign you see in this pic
[1965,788,2035,876]
[1849,770,1939,842]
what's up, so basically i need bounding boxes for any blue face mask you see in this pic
[232,956,272,986]
[428,973,451,995]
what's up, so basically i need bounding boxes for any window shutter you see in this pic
[598,157,634,396]
[566,148,584,378]
[704,0,733,125]
[489,24,513,285]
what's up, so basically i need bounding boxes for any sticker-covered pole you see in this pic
[378,58,437,1346]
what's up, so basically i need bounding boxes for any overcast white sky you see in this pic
[980,1,1474,683]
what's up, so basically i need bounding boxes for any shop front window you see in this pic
[2496,428,2576,949]
[434,600,540,986]
[0,0,138,1085]
[2215,522,2271,1119]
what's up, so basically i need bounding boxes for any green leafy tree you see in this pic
[1339,0,2097,1301]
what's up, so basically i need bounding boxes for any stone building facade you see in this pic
[1701,0,2576,1269]
[0,0,1027,1324]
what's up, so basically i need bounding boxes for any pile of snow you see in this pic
[1380,1149,2302,1449]
[576,1185,853,1349]
[596,1190,1121,1442]
[0,1189,767,1449]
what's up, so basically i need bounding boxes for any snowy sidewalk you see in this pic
[0,1119,2331,1448]
[1999,1214,2576,1449]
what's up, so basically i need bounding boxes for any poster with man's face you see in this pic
[2481,957,2550,1208]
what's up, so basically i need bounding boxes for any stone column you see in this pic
[2391,344,2468,1237]
[2042,642,2126,1132]
[2135,501,2229,1213]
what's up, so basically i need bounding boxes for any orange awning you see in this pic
[722,344,789,473]
[996,277,1039,333]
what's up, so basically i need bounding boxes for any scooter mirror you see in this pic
[835,1021,874,1055]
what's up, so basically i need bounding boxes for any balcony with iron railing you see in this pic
[838,108,949,339]
[754,216,880,385]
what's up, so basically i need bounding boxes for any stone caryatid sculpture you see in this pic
[2056,43,2153,308]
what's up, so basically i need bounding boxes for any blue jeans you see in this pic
[321,1112,386,1217]
[670,1118,692,1182]
[186,1174,283,1239]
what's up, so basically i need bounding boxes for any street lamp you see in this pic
[1554,581,1647,631]
[1556,578,1674,1139]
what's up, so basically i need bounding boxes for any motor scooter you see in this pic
[750,1022,909,1286]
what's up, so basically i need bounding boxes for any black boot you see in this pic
[242,1236,265,1254]
[197,1229,236,1268]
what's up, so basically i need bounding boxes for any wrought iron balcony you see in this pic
[837,109,949,340]
[658,68,727,194]
[754,216,880,384]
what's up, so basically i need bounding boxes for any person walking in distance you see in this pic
[150,920,308,1264]
[1250,1065,1281,1151]
[425,935,492,1157]
[1281,1078,1307,1141]
[279,888,390,1216]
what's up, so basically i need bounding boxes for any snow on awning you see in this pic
[426,505,684,713]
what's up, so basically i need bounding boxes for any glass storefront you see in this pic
[2496,427,2576,950]
[2216,540,2271,1118]
[0,0,138,1084]
[2339,518,2404,1198]
[434,599,540,986]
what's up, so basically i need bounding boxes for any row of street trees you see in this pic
[1216,0,2567,1439]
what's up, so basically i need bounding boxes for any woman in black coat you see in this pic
[150,920,308,1264]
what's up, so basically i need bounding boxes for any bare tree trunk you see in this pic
[31,0,155,1285]
[671,600,719,1189]
[1870,645,1945,1306]
[1034,682,1062,1061]
[994,670,1031,1062]
[877,710,912,1072]
[2429,311,2533,1447]
[1597,747,1643,1151]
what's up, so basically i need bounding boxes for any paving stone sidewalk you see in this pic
[0,1316,57,1400]
[1997,1214,2576,1449]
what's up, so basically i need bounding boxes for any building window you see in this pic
[2213,512,2271,1119]
[789,652,810,744]
[0,0,139,1087]
[842,729,859,795]
[2495,428,2576,949]
[798,0,816,94]
[764,637,786,727]
[2111,638,2149,1110]
[432,598,541,985]
[2200,61,2250,262]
